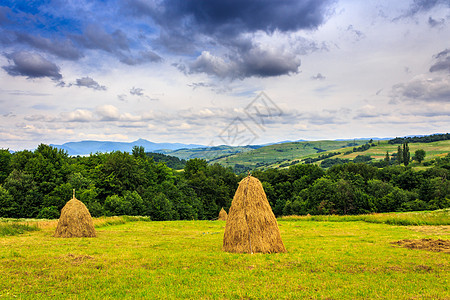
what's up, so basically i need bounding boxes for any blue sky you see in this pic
[1,0,449,150]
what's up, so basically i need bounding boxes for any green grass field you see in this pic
[265,140,450,169]
[0,212,449,299]
[214,140,368,169]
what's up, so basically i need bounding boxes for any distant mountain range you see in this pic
[50,139,204,156]
[49,137,393,156]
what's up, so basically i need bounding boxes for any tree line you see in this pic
[388,133,450,144]
[0,144,449,220]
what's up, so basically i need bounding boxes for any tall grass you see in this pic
[0,216,152,232]
[94,215,151,228]
[0,223,40,236]
[281,208,450,226]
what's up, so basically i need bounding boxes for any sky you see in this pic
[1,0,449,150]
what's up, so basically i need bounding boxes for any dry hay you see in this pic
[54,197,96,238]
[218,207,228,221]
[392,239,450,253]
[223,175,286,254]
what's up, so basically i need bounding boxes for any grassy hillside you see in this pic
[0,213,448,299]
[159,139,450,172]
[159,145,261,161]
[263,140,450,170]
[212,140,369,170]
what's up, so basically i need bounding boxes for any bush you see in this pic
[37,206,60,219]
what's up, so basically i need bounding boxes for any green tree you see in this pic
[0,185,18,218]
[104,194,132,216]
[397,145,403,165]
[384,151,390,165]
[0,149,12,184]
[123,190,144,215]
[132,146,146,159]
[36,206,60,219]
[402,142,410,166]
[414,149,426,164]
[148,192,175,220]
[3,170,42,217]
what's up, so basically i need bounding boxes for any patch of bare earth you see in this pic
[392,239,450,253]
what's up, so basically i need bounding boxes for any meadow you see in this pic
[0,211,449,299]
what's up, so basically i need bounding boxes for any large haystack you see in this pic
[54,194,96,238]
[218,207,228,221]
[223,175,286,254]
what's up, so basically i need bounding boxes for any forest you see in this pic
[0,144,449,220]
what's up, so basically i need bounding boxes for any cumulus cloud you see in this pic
[430,49,450,73]
[60,109,95,122]
[75,77,107,91]
[96,105,121,121]
[189,41,301,78]
[2,51,62,80]
[189,51,236,78]
[391,49,450,103]
[391,75,450,103]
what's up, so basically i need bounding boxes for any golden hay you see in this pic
[53,197,96,238]
[223,175,286,254]
[218,207,228,221]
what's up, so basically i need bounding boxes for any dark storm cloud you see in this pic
[74,24,129,53]
[14,32,82,60]
[2,51,62,80]
[187,33,304,79]
[126,0,335,36]
[189,48,301,79]
[124,0,334,78]
[429,48,450,73]
[75,77,107,91]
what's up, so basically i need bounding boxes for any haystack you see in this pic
[54,192,96,238]
[223,175,286,253]
[218,207,228,221]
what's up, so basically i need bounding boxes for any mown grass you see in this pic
[281,208,450,226]
[0,211,449,299]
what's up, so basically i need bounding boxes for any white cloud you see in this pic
[96,105,121,121]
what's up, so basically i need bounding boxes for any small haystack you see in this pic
[223,175,286,254]
[218,207,228,221]
[54,190,96,238]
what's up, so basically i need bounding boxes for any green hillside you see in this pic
[159,145,260,161]
[264,140,450,170]
[159,136,450,172]
[212,140,369,170]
